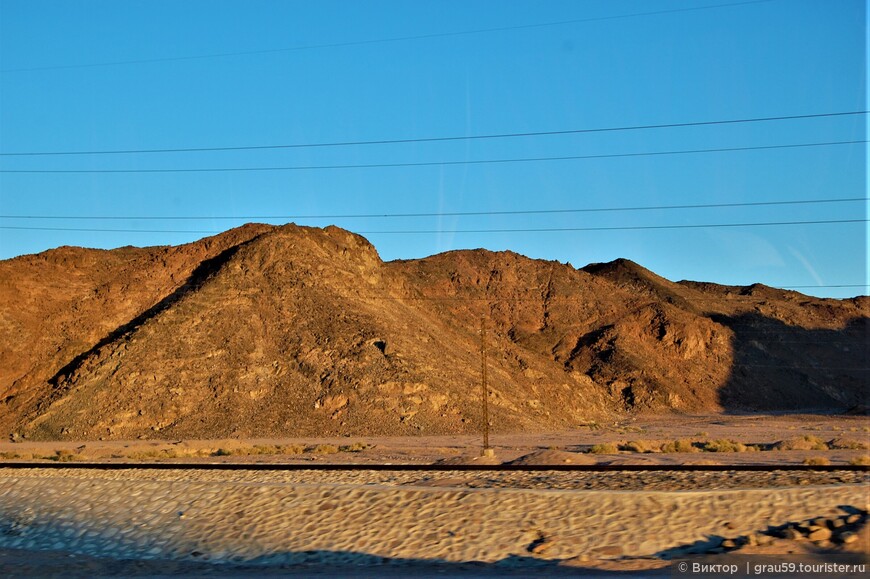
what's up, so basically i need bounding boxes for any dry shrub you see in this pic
[703,439,748,453]
[660,439,700,453]
[48,449,81,462]
[772,435,829,451]
[311,444,339,454]
[848,455,870,466]
[129,449,177,460]
[176,448,213,458]
[828,438,869,450]
[589,443,619,454]
[620,440,658,453]
[339,442,370,453]
[803,456,831,466]
[211,444,305,457]
[0,451,21,459]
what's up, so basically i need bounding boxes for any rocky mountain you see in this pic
[0,224,866,440]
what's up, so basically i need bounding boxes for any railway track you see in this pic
[0,461,867,472]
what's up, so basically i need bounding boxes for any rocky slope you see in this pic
[0,224,866,440]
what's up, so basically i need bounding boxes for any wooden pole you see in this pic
[481,316,490,453]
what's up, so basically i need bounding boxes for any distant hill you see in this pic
[1,224,866,440]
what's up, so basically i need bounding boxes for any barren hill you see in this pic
[0,224,866,440]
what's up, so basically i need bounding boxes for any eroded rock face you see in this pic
[0,224,866,440]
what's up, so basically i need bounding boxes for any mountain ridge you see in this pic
[1,223,866,440]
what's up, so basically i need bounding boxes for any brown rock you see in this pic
[807,527,833,542]
[2,224,867,440]
[530,539,555,555]
[756,534,774,546]
[589,545,623,558]
[745,533,759,546]
[838,531,858,544]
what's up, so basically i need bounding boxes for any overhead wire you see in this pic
[0,196,862,221]
[356,219,868,234]
[1,140,865,174]
[0,0,777,74]
[0,218,865,235]
[2,110,864,157]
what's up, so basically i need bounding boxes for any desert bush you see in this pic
[311,444,339,454]
[209,444,306,456]
[620,440,658,453]
[0,452,21,460]
[803,456,831,466]
[848,455,870,466]
[339,442,370,453]
[129,449,179,460]
[828,438,869,450]
[49,449,80,462]
[772,435,829,451]
[589,443,619,454]
[660,439,700,453]
[702,439,748,453]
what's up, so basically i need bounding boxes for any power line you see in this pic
[358,219,867,234]
[329,291,866,301]
[1,140,864,174]
[779,284,868,289]
[0,0,776,74]
[1,197,862,221]
[3,110,864,157]
[0,218,864,235]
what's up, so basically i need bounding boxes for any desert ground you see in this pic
[1,414,867,577]
[2,413,868,466]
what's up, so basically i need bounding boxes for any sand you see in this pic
[0,467,867,576]
[3,414,869,466]
[1,416,868,575]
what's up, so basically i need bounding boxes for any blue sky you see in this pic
[0,0,866,297]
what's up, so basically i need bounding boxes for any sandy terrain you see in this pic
[1,415,867,576]
[2,414,867,466]
[0,467,867,577]
[7,422,863,577]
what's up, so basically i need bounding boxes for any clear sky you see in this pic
[0,0,866,298]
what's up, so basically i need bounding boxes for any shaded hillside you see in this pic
[0,224,866,440]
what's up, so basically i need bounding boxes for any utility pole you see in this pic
[480,316,492,456]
